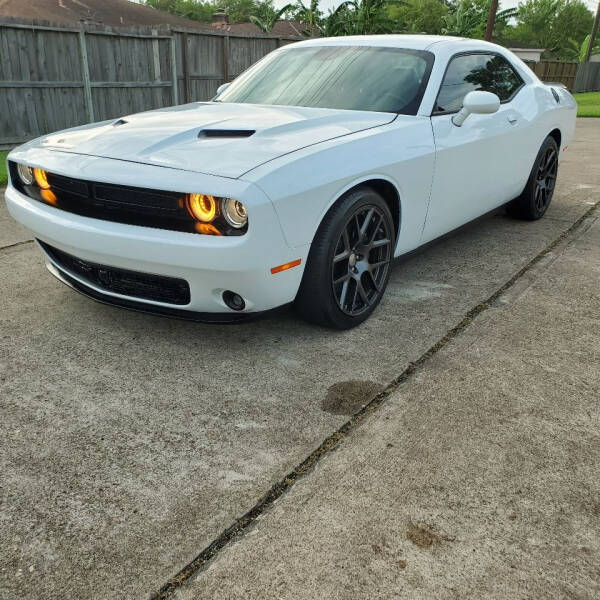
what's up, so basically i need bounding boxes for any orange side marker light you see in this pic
[271,259,301,275]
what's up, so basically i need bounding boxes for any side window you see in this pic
[434,53,523,113]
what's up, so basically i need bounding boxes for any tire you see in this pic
[295,186,395,329]
[508,136,559,220]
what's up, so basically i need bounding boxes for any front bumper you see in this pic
[5,169,308,316]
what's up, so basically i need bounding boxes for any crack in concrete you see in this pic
[152,199,599,600]
[0,239,34,253]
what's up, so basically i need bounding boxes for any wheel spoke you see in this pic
[333,273,350,285]
[339,279,349,309]
[350,280,359,312]
[333,250,349,263]
[367,215,382,246]
[369,259,388,271]
[360,208,375,240]
[356,278,370,306]
[371,237,391,248]
[366,270,380,292]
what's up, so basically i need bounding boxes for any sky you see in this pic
[273,0,599,14]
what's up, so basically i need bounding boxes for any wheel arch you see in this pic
[320,176,402,244]
[548,127,561,149]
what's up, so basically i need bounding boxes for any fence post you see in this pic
[182,33,191,103]
[169,33,179,105]
[78,29,94,122]
[222,35,230,83]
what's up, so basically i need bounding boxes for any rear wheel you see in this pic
[508,136,558,220]
[295,187,394,329]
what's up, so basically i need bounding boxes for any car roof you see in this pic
[286,35,509,55]
[290,35,466,51]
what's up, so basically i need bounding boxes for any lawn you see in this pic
[573,91,600,117]
[0,151,8,186]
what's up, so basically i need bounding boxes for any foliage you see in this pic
[565,34,600,62]
[387,0,448,35]
[505,0,594,59]
[0,151,7,187]
[292,0,323,31]
[323,0,395,36]
[442,0,516,38]
[145,0,596,62]
[145,0,275,24]
[573,92,600,117]
[250,3,295,32]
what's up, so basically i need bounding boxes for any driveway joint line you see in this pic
[145,199,596,599]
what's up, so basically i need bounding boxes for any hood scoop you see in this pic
[198,129,255,138]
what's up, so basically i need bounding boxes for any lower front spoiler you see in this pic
[46,262,290,324]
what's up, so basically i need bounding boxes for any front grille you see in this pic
[40,241,191,305]
[8,162,247,236]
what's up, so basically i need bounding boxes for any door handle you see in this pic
[507,115,518,124]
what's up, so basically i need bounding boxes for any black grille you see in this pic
[40,241,190,305]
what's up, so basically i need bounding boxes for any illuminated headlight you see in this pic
[222,198,248,229]
[17,163,34,186]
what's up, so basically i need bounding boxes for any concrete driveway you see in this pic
[1,119,599,599]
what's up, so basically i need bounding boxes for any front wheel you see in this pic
[508,135,559,220]
[295,187,394,329]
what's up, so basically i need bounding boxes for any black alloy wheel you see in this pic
[508,135,559,220]
[331,205,392,317]
[295,186,395,329]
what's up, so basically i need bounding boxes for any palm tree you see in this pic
[251,4,295,33]
[325,0,394,36]
[294,0,323,35]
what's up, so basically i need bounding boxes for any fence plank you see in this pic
[78,30,94,122]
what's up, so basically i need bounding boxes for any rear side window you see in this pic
[434,53,523,114]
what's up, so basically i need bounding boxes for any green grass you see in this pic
[0,151,8,186]
[573,91,600,117]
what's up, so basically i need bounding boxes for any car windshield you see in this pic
[216,45,435,115]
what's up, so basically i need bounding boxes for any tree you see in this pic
[250,3,295,31]
[293,0,323,32]
[145,0,277,24]
[507,0,594,59]
[442,0,516,39]
[387,0,448,35]
[324,0,394,36]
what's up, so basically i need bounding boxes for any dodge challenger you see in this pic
[5,35,577,328]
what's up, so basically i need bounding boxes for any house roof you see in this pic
[494,37,545,51]
[0,0,214,30]
[212,19,317,38]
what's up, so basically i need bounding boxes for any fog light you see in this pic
[222,290,245,311]
[17,163,34,185]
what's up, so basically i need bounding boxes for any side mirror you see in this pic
[452,91,500,127]
[216,82,231,96]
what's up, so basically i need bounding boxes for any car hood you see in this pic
[36,102,396,179]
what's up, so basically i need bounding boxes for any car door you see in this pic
[422,52,530,243]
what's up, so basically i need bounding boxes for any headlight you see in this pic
[17,163,34,186]
[33,168,51,189]
[186,193,217,222]
[222,198,248,229]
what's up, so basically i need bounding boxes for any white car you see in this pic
[6,35,576,328]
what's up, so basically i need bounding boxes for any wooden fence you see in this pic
[523,60,579,90]
[0,18,300,148]
[573,61,600,93]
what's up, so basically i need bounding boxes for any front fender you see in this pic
[242,116,435,255]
